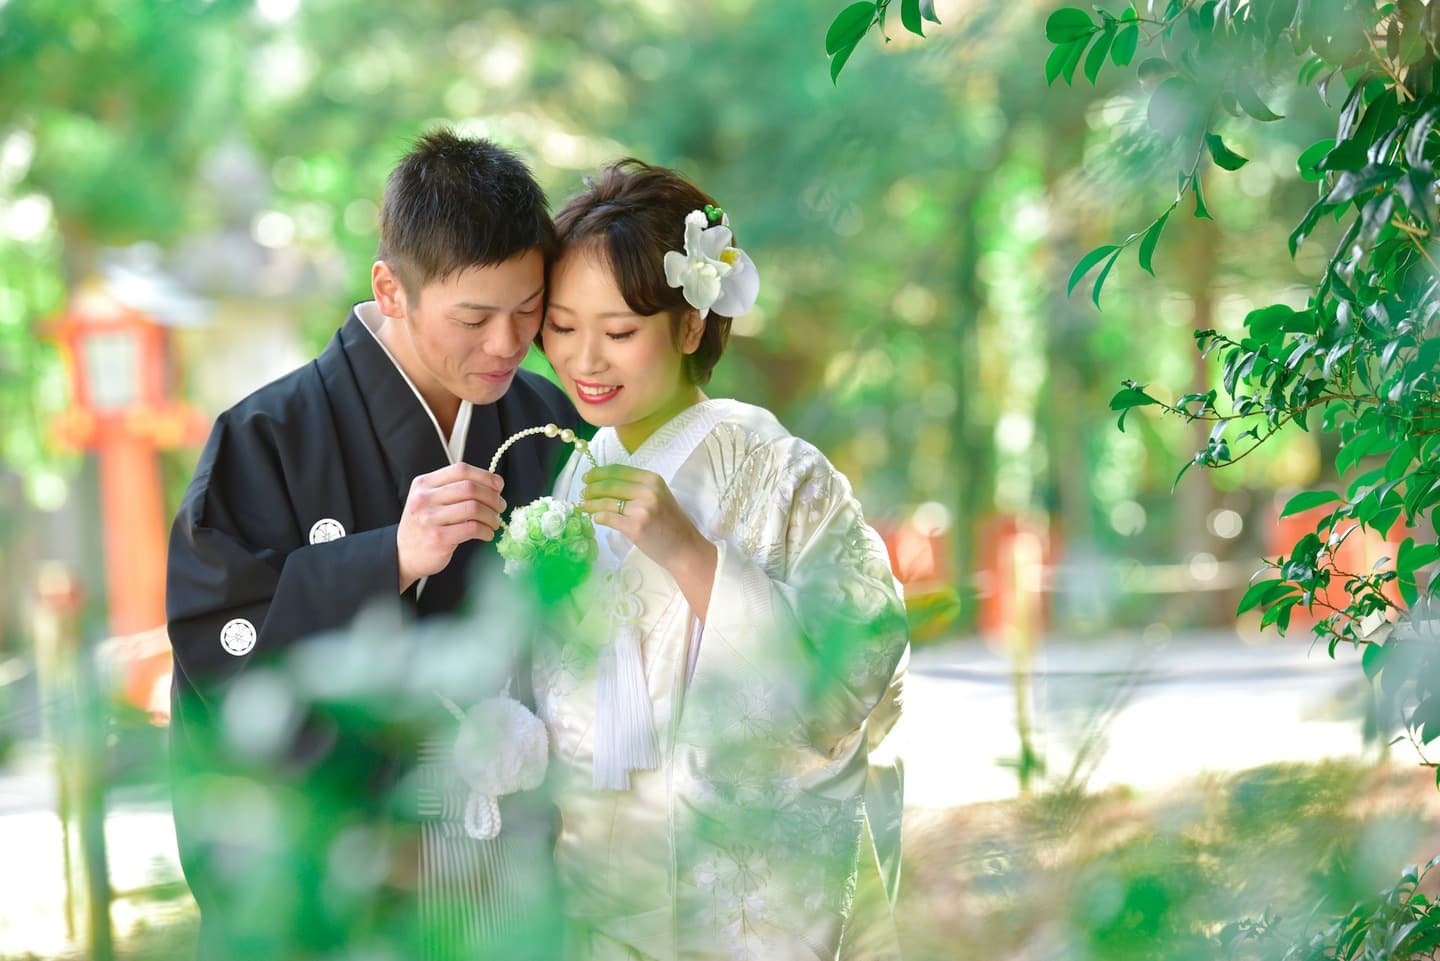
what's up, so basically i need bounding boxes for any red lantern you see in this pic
[44,280,208,714]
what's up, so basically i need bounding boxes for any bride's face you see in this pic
[543,248,704,449]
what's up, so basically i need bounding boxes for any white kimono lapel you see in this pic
[559,399,738,571]
[554,400,737,790]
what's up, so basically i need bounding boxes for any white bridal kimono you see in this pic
[535,399,909,961]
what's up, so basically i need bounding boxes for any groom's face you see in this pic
[374,249,545,406]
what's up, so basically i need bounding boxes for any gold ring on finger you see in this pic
[616,498,628,516]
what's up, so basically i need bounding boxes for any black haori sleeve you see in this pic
[166,405,399,712]
[166,376,411,961]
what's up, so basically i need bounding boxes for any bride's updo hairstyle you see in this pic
[552,159,732,386]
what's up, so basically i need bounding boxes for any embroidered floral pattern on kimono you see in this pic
[535,400,909,961]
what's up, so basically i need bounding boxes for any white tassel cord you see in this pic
[591,624,659,791]
[439,686,550,840]
[464,793,503,841]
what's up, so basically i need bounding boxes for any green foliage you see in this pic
[826,1,877,82]
[825,0,940,83]
[1081,1,1440,742]
[0,0,254,500]
[1045,5,1141,87]
[1225,856,1440,961]
[0,238,70,501]
[818,3,1440,950]
[900,760,1437,961]
[0,0,251,241]
[1079,9,1440,945]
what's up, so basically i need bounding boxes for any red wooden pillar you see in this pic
[976,512,1055,651]
[93,431,169,635]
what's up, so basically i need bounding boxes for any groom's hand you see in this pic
[397,463,506,592]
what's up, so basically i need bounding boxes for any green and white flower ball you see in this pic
[496,496,598,599]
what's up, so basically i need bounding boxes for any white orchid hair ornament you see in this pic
[661,204,760,319]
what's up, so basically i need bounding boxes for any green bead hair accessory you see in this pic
[703,203,724,224]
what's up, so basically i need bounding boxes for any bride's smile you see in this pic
[573,379,623,403]
[543,247,705,452]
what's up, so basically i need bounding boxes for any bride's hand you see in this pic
[579,466,717,609]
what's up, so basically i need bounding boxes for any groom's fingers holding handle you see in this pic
[397,463,507,590]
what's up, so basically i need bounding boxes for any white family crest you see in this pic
[219,617,256,656]
[308,518,346,544]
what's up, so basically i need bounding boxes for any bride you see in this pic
[533,159,909,960]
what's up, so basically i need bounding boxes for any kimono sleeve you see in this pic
[689,439,909,754]
[166,411,401,709]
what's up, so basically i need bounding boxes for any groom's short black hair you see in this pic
[378,129,557,297]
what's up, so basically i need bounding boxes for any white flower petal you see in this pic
[698,224,733,259]
[683,212,706,255]
[711,250,760,317]
[663,250,689,287]
[682,267,723,312]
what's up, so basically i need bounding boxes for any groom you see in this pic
[166,130,578,960]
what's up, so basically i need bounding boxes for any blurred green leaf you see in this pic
[1204,132,1249,170]
[1111,22,1139,66]
[1362,639,1386,678]
[1137,56,1177,87]
[901,0,925,37]
[1046,7,1097,43]
[826,2,876,54]
[1281,490,1341,517]
[1148,76,1204,138]
[1068,244,1121,296]
[1234,78,1285,120]
[1137,212,1168,276]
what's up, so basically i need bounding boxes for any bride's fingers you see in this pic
[583,465,651,484]
[582,467,663,497]
[587,510,624,530]
[580,481,648,506]
[577,496,630,515]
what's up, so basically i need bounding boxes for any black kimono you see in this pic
[166,307,578,960]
